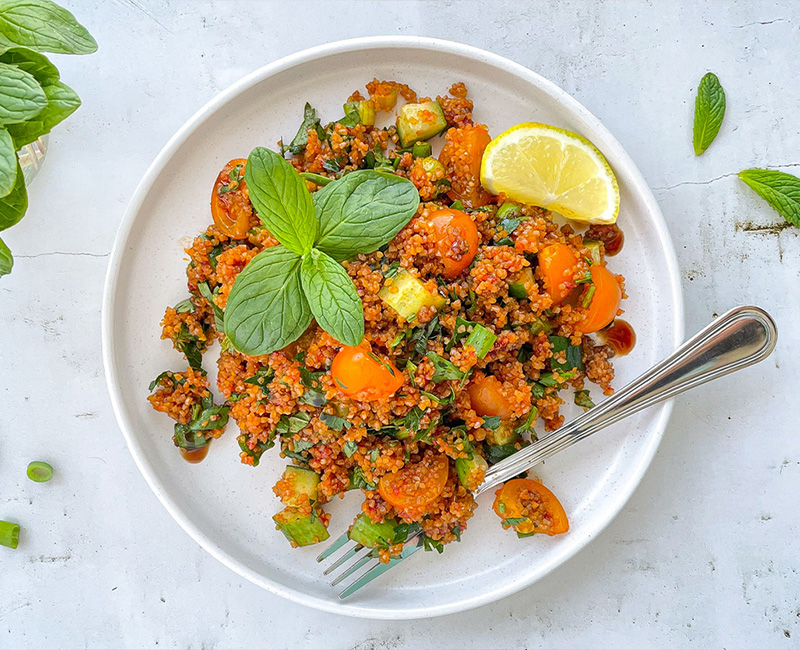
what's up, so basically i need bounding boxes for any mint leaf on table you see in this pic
[6,79,79,148]
[0,128,17,196]
[738,169,800,227]
[0,161,25,229]
[312,170,420,261]
[0,0,97,55]
[300,248,364,346]
[223,245,312,356]
[0,234,11,276]
[0,62,46,125]
[0,46,58,83]
[693,72,726,156]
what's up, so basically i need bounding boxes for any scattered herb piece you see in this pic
[548,336,584,372]
[320,412,349,430]
[244,368,274,396]
[349,466,377,490]
[238,435,274,467]
[465,324,497,358]
[693,72,726,156]
[26,460,52,482]
[276,412,311,436]
[427,352,468,383]
[574,389,595,410]
[343,440,359,458]
[482,415,502,430]
[502,517,528,527]
[738,169,800,227]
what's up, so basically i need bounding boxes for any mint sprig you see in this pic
[693,72,726,156]
[738,169,800,227]
[224,148,419,355]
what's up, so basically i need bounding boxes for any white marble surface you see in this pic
[1,1,798,647]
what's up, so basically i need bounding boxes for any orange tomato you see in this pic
[330,346,404,401]
[578,265,622,334]
[467,375,514,419]
[378,453,449,510]
[430,208,479,279]
[211,158,252,239]
[492,478,569,536]
[439,125,493,207]
[537,243,579,304]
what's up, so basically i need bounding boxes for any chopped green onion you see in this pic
[450,200,465,211]
[581,285,597,308]
[465,324,497,358]
[0,521,20,549]
[495,201,522,220]
[27,461,53,483]
[299,172,334,186]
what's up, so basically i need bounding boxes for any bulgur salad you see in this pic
[147,79,634,555]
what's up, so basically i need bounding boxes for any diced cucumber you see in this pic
[412,141,432,158]
[358,101,376,127]
[456,454,488,490]
[485,421,520,447]
[583,239,602,265]
[273,508,330,546]
[496,201,522,220]
[397,101,448,147]
[420,156,445,177]
[509,267,535,300]
[348,514,399,548]
[379,269,446,320]
[279,466,320,508]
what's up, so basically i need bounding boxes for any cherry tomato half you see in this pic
[430,208,479,279]
[438,125,493,207]
[378,453,449,510]
[331,346,404,401]
[492,478,569,536]
[467,375,514,419]
[536,243,579,304]
[578,265,622,334]
[211,158,252,239]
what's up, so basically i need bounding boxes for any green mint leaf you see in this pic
[548,335,584,372]
[6,79,80,148]
[300,248,364,346]
[0,0,97,54]
[0,128,17,197]
[693,72,726,156]
[285,102,320,155]
[426,351,467,383]
[224,245,312,355]
[0,160,25,230]
[244,147,316,255]
[312,170,420,261]
[343,440,358,458]
[574,389,595,410]
[0,62,46,125]
[0,233,11,276]
[738,169,800,228]
[0,46,58,83]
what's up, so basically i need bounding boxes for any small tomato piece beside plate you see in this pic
[493,478,569,536]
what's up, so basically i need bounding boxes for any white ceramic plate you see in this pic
[102,37,684,619]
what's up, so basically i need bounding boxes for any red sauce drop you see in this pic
[586,224,625,256]
[180,445,210,464]
[599,319,636,356]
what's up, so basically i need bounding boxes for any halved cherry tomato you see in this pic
[211,158,252,239]
[492,478,569,536]
[438,125,493,207]
[467,375,514,419]
[536,243,579,304]
[378,453,449,510]
[578,265,622,334]
[430,208,479,279]
[331,346,404,401]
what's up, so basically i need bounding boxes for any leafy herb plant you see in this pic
[0,0,96,277]
[223,147,419,355]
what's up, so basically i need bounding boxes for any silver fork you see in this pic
[317,306,777,599]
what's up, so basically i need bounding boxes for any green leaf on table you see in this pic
[0,127,16,196]
[6,79,79,147]
[0,61,45,125]
[693,72,726,156]
[0,0,97,55]
[0,160,25,229]
[738,169,800,228]
[0,233,12,276]
[300,248,364,346]
[0,45,57,83]
[224,245,312,356]
[244,147,316,255]
[312,170,420,261]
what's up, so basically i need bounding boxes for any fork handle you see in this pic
[476,306,777,496]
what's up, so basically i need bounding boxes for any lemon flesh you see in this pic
[480,123,620,225]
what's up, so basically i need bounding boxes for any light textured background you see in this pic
[1,1,799,648]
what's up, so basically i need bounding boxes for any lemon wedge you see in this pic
[480,123,620,224]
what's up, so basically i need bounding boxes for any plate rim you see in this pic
[101,35,685,619]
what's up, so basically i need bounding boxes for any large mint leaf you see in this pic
[0,0,97,54]
[693,72,726,156]
[738,169,800,228]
